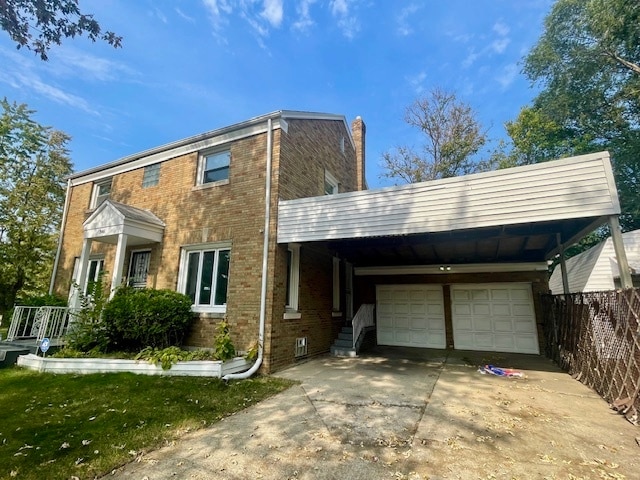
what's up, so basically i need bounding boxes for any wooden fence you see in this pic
[541,289,640,425]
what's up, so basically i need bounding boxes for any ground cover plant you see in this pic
[0,367,294,480]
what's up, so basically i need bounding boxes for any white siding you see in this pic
[277,152,620,243]
[549,230,640,294]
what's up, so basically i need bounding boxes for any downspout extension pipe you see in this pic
[223,118,273,381]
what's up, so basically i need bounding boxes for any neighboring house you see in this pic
[50,111,626,372]
[549,230,640,294]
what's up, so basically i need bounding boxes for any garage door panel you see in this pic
[376,285,446,349]
[452,283,539,354]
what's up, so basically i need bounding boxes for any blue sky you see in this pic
[0,0,553,188]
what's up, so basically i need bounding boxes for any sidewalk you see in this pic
[107,349,639,479]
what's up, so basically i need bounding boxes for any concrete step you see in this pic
[330,345,357,357]
[340,326,353,335]
[338,332,352,341]
[0,344,32,368]
[333,338,352,348]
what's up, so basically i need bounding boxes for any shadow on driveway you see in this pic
[109,347,639,480]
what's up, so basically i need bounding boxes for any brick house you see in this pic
[51,109,630,373]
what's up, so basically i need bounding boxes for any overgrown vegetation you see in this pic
[0,367,294,480]
[213,320,236,361]
[135,346,217,370]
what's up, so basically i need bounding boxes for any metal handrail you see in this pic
[352,303,375,348]
[6,306,76,345]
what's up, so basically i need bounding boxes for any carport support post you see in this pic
[556,233,570,294]
[608,216,633,289]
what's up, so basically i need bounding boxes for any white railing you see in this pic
[7,306,77,345]
[352,303,375,348]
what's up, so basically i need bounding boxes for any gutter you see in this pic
[49,179,72,295]
[223,118,273,381]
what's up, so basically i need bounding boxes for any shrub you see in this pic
[65,274,109,352]
[15,293,67,307]
[102,288,194,352]
[213,320,236,361]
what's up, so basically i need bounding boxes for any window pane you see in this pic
[199,251,215,305]
[185,252,200,304]
[286,249,292,305]
[142,164,160,188]
[203,151,230,183]
[215,249,230,305]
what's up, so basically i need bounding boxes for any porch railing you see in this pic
[352,303,375,348]
[7,306,78,345]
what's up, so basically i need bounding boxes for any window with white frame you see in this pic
[178,244,230,312]
[324,170,339,195]
[142,163,160,188]
[85,257,105,294]
[332,256,340,311]
[286,244,300,311]
[199,150,230,185]
[91,178,112,208]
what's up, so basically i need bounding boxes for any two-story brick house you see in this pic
[51,111,366,373]
[50,108,630,374]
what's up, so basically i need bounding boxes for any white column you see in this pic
[110,233,128,298]
[608,216,632,289]
[71,238,93,308]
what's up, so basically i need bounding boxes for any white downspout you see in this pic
[223,118,273,381]
[49,179,72,295]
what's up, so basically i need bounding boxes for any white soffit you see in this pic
[355,263,549,276]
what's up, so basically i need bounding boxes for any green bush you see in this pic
[65,275,109,352]
[213,320,236,361]
[15,293,67,307]
[102,288,194,352]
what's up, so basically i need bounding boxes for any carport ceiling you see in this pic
[327,216,604,267]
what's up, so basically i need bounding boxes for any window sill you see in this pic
[192,179,229,191]
[191,306,227,315]
[331,311,343,318]
[283,311,301,320]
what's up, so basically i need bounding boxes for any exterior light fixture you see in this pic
[439,265,451,271]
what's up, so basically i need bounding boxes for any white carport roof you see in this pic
[277,152,621,266]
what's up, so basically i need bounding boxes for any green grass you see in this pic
[0,368,294,480]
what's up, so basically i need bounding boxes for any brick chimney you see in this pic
[351,116,367,190]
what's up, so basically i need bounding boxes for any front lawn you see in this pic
[0,367,294,480]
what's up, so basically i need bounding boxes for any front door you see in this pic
[128,251,150,289]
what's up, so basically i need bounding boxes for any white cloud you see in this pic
[153,8,168,24]
[492,21,510,37]
[491,37,510,54]
[495,63,518,89]
[462,48,479,68]
[175,8,196,23]
[406,71,427,94]
[329,0,360,39]
[293,0,317,32]
[396,4,420,36]
[49,48,138,82]
[261,0,283,28]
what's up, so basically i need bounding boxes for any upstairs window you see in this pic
[324,170,339,195]
[91,178,112,209]
[142,163,160,188]
[199,150,230,185]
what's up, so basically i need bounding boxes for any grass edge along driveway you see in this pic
[0,367,294,480]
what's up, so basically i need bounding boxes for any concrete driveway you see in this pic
[109,348,639,479]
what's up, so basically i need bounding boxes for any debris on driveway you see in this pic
[477,364,525,378]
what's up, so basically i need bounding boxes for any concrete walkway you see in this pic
[108,348,639,479]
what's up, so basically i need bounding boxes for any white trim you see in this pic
[68,111,354,187]
[177,241,232,314]
[286,243,301,311]
[324,170,339,195]
[197,148,231,186]
[283,312,302,320]
[90,178,112,209]
[355,262,549,276]
[332,256,340,311]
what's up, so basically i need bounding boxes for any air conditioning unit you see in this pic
[295,337,307,357]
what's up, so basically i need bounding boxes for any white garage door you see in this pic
[376,285,446,348]
[451,283,539,354]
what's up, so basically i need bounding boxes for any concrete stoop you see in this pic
[0,343,32,368]
[330,325,376,357]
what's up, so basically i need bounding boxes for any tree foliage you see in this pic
[505,0,640,230]
[0,0,122,60]
[381,88,488,184]
[0,98,72,315]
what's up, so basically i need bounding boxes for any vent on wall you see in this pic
[295,337,307,357]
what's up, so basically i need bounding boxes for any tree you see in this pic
[508,0,640,230]
[0,98,73,315]
[381,88,488,184]
[0,0,122,60]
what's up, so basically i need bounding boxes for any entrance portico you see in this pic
[70,200,165,307]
